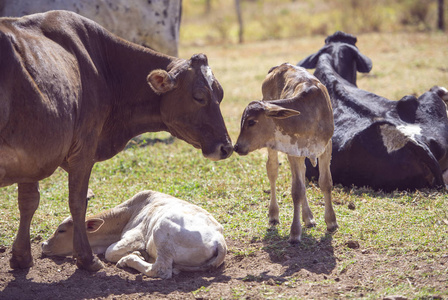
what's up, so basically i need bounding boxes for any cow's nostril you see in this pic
[220,144,233,158]
[234,144,239,153]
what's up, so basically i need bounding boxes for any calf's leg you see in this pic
[105,229,146,263]
[266,149,280,225]
[288,156,315,243]
[318,141,338,232]
[10,182,40,269]
[117,251,174,279]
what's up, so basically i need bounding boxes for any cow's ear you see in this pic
[297,46,328,69]
[355,52,373,73]
[263,103,301,119]
[85,218,104,233]
[147,69,176,95]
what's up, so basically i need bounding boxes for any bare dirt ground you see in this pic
[1,238,447,299]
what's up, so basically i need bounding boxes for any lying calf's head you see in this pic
[42,217,104,256]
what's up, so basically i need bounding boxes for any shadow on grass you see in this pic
[125,135,175,150]
[238,226,337,284]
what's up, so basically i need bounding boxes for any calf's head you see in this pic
[298,31,372,86]
[234,101,300,155]
[42,217,104,256]
[147,53,233,161]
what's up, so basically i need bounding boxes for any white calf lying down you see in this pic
[42,190,227,279]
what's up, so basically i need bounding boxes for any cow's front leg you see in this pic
[10,182,40,269]
[117,251,173,279]
[267,149,279,226]
[288,156,315,243]
[68,166,103,272]
[105,230,146,263]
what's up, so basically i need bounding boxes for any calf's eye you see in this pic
[247,119,257,127]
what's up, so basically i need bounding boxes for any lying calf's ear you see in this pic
[262,102,301,119]
[147,70,176,95]
[85,218,105,233]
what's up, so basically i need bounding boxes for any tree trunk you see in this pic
[235,0,244,43]
[438,0,445,31]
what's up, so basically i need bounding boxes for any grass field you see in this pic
[1,30,448,299]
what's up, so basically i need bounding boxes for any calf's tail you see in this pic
[173,239,227,272]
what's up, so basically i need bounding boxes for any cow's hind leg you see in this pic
[267,149,280,226]
[10,182,40,269]
[287,156,315,243]
[318,141,338,232]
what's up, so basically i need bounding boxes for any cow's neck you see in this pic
[94,35,176,161]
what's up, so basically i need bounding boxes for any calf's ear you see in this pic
[85,218,104,233]
[147,70,176,94]
[262,102,301,119]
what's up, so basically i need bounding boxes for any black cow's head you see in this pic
[298,31,372,86]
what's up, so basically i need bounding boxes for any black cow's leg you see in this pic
[68,165,103,272]
[10,182,40,269]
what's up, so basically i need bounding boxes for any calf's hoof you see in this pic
[305,220,317,228]
[76,256,104,272]
[9,255,34,269]
[326,223,339,233]
[269,219,280,226]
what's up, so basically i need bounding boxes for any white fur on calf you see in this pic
[42,190,227,279]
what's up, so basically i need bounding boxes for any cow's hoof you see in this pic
[288,238,301,245]
[76,256,104,272]
[9,255,34,269]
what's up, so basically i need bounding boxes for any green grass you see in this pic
[1,32,448,298]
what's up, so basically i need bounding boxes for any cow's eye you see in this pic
[58,229,66,234]
[193,91,207,105]
[193,95,205,105]
[247,119,257,127]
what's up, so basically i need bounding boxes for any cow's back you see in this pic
[0,11,107,185]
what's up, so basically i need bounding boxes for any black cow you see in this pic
[298,31,448,191]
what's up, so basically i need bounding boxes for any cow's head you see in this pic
[298,31,372,86]
[234,101,300,155]
[42,217,104,257]
[147,54,233,161]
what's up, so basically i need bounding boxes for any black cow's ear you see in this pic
[297,46,328,69]
[147,70,176,94]
[355,52,373,73]
[297,53,319,69]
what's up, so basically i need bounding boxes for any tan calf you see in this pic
[234,63,338,243]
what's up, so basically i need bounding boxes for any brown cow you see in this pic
[234,63,338,243]
[0,11,232,271]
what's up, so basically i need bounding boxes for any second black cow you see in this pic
[298,31,448,191]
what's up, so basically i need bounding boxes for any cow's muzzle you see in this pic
[204,142,234,161]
